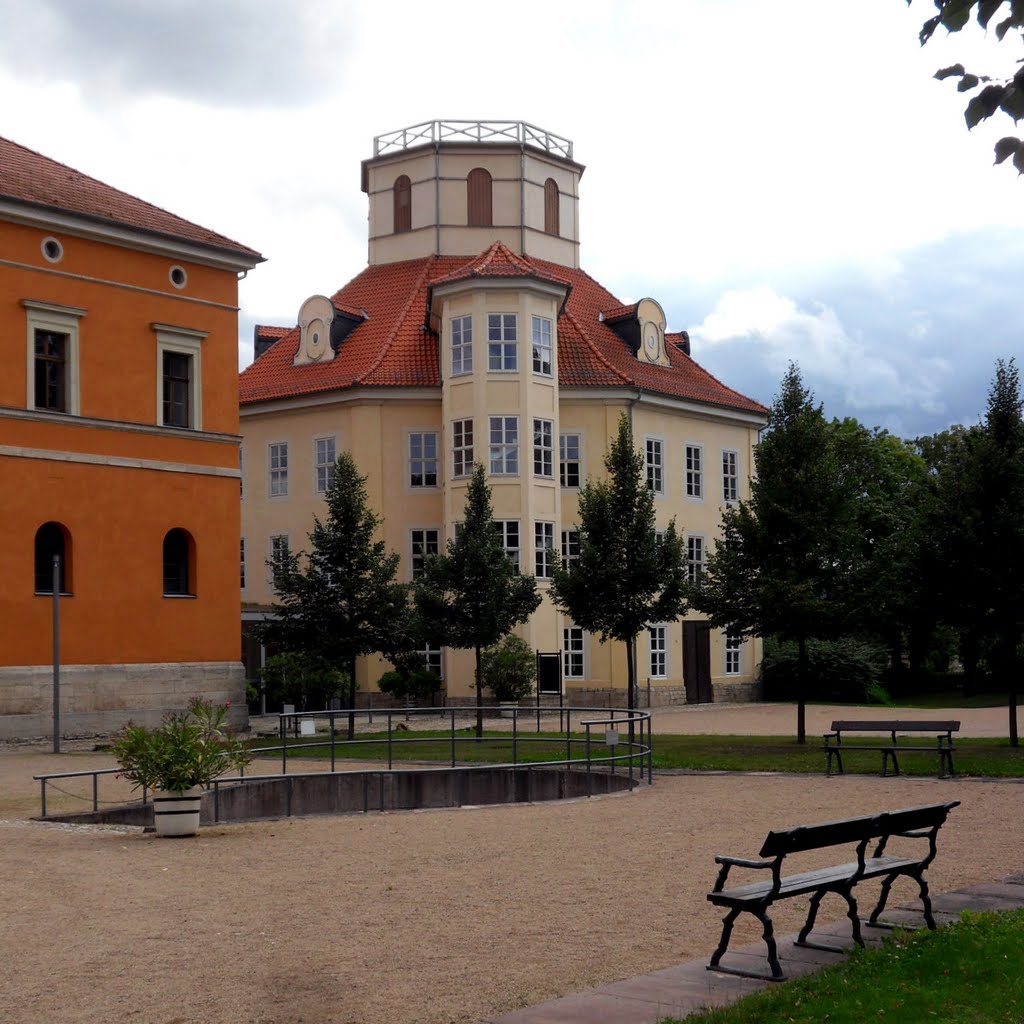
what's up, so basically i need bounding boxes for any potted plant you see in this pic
[481,635,536,716]
[111,697,252,837]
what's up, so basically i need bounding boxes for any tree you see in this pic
[690,365,864,743]
[258,452,408,739]
[550,414,688,716]
[913,0,1024,173]
[414,465,541,737]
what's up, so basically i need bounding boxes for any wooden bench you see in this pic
[706,801,960,981]
[823,720,959,778]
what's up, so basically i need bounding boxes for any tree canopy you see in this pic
[550,414,688,711]
[414,464,540,736]
[914,0,1024,172]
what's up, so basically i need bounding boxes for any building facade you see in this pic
[0,136,262,738]
[240,120,767,705]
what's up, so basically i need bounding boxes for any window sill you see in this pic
[163,593,197,599]
[34,591,73,597]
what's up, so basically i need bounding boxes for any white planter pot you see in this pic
[153,786,202,837]
[498,701,519,719]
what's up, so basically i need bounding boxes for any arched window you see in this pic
[467,168,492,227]
[544,178,560,236]
[163,528,195,596]
[35,521,70,594]
[393,174,411,234]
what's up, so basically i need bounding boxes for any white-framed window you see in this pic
[685,444,703,499]
[154,323,206,430]
[561,529,580,569]
[451,315,473,375]
[559,433,581,488]
[452,418,474,477]
[496,520,520,571]
[533,419,554,478]
[489,416,519,475]
[240,538,246,589]
[534,521,554,578]
[410,528,440,580]
[563,626,585,679]
[687,535,705,583]
[722,449,739,503]
[269,533,289,588]
[646,437,664,495]
[649,625,668,678]
[409,431,439,488]
[725,632,742,675]
[268,442,289,497]
[314,436,336,494]
[531,315,552,375]
[24,300,84,416]
[418,642,444,680]
[487,313,517,371]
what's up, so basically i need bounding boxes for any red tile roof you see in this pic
[600,302,638,322]
[239,252,766,417]
[255,325,291,340]
[0,135,262,261]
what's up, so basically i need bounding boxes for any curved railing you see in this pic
[33,705,651,819]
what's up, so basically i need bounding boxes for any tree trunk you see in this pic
[796,634,807,745]
[474,643,483,739]
[1010,689,1019,748]
[625,635,636,748]
[347,655,357,741]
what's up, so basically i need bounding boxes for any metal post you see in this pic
[51,555,60,754]
[512,709,518,765]
[387,711,393,770]
[330,713,336,772]
[40,780,47,818]
[92,772,98,811]
[280,715,287,775]
[450,708,456,767]
[585,724,592,796]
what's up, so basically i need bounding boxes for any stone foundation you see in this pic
[0,661,247,741]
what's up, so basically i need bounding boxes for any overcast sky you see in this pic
[2,0,1021,439]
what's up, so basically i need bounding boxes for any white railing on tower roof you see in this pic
[373,120,573,160]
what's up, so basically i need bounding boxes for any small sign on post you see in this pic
[605,728,619,747]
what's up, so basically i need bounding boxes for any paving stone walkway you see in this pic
[484,876,1024,1024]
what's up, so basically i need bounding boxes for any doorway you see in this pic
[683,621,713,704]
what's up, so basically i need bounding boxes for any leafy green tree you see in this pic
[481,634,537,702]
[258,651,346,712]
[913,0,1024,172]
[258,452,407,739]
[414,465,541,737]
[550,414,688,714]
[691,365,863,743]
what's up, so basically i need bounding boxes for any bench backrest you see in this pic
[829,720,960,733]
[758,801,960,857]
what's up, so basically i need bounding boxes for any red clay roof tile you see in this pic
[0,135,262,260]
[239,252,766,416]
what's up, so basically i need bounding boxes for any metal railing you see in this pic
[374,120,573,159]
[33,705,651,819]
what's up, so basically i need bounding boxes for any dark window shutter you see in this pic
[467,168,492,227]
[393,175,411,234]
[544,178,559,236]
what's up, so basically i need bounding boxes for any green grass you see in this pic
[887,691,1009,710]
[663,910,1024,1024]
[253,729,1024,777]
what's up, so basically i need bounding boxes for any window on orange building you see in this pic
[34,331,68,412]
[163,528,194,596]
[34,522,70,594]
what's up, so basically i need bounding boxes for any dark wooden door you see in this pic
[683,621,713,704]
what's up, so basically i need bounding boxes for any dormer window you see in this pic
[393,175,411,234]
[544,178,559,236]
[467,168,492,227]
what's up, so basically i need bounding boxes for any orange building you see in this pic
[0,137,262,739]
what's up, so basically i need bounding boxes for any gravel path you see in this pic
[2,703,1020,1024]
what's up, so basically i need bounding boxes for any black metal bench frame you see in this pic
[706,801,960,981]
[823,720,959,778]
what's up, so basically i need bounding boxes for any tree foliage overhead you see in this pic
[914,0,1024,172]
[258,452,408,737]
[413,464,540,736]
[550,414,688,709]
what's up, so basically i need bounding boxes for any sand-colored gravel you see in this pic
[1,703,1020,1024]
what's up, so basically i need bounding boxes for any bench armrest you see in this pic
[715,855,774,870]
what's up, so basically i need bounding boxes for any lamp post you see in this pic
[52,553,61,754]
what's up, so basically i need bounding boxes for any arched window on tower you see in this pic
[467,168,492,227]
[163,528,195,596]
[544,178,560,236]
[393,174,411,234]
[34,521,71,594]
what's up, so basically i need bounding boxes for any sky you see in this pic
[2,0,1021,439]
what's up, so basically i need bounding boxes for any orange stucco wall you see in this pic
[1,217,245,668]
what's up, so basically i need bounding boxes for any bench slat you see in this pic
[829,720,960,732]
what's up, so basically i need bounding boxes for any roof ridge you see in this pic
[355,256,435,383]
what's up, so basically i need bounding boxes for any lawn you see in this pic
[258,729,1024,777]
[663,909,1024,1024]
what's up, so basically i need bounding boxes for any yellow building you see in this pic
[0,136,262,738]
[239,120,766,705]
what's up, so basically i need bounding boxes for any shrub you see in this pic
[761,636,889,704]
[258,651,346,711]
[377,668,442,702]
[481,634,536,702]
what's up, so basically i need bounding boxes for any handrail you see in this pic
[373,120,573,160]
[33,704,651,818]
